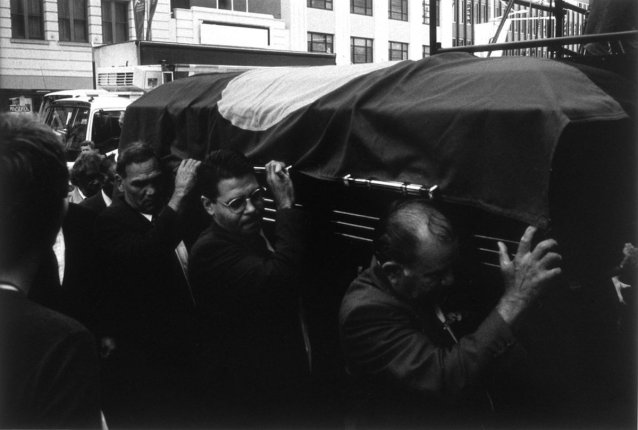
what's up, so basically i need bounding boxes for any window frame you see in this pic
[351,36,373,64]
[307,0,333,11]
[101,0,129,45]
[58,0,89,43]
[307,32,334,54]
[388,41,408,61]
[10,0,44,40]
[388,0,408,21]
[422,0,440,26]
[453,0,473,24]
[351,0,373,16]
[422,44,430,57]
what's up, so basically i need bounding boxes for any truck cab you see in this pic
[37,89,110,120]
[43,95,132,161]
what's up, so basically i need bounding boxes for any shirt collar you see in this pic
[101,189,112,207]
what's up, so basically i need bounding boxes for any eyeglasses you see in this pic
[220,187,265,213]
[415,266,455,288]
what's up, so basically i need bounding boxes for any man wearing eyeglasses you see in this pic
[189,149,311,426]
[339,199,563,428]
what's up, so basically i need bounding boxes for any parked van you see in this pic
[38,89,110,120]
[43,95,132,161]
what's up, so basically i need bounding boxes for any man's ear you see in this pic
[201,195,215,216]
[115,174,124,193]
[381,261,404,289]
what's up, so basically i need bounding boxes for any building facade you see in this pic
[286,0,453,65]
[0,0,587,112]
[0,0,296,111]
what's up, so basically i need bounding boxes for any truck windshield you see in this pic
[47,105,89,146]
[39,95,71,121]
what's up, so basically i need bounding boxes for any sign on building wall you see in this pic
[9,96,33,113]
[200,23,269,48]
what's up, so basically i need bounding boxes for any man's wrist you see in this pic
[495,294,528,327]
[168,191,185,211]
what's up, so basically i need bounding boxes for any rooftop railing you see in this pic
[429,0,637,60]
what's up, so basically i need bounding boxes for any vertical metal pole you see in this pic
[555,0,564,59]
[455,0,459,46]
[430,0,438,53]
[463,0,467,44]
[488,0,515,57]
[471,0,475,45]
[92,61,97,89]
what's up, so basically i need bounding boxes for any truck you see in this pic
[119,53,636,423]
[43,94,132,161]
[92,40,336,91]
[37,89,110,120]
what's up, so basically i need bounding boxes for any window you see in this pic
[308,32,334,54]
[58,0,88,42]
[351,0,372,16]
[422,0,439,26]
[475,0,489,24]
[102,0,129,44]
[10,0,44,40]
[189,0,248,11]
[307,0,332,10]
[351,37,373,63]
[453,0,473,24]
[422,45,430,57]
[233,0,247,12]
[389,41,408,61]
[389,0,407,21]
[91,110,123,153]
[51,105,90,153]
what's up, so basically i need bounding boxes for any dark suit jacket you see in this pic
[188,208,310,402]
[339,259,539,427]
[95,199,193,363]
[0,290,101,429]
[30,203,99,333]
[80,191,107,214]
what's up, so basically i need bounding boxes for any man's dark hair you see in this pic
[0,114,69,265]
[116,142,157,178]
[197,149,254,200]
[101,155,116,177]
[80,140,95,150]
[70,152,104,191]
[375,199,456,267]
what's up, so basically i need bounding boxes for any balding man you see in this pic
[339,199,562,428]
